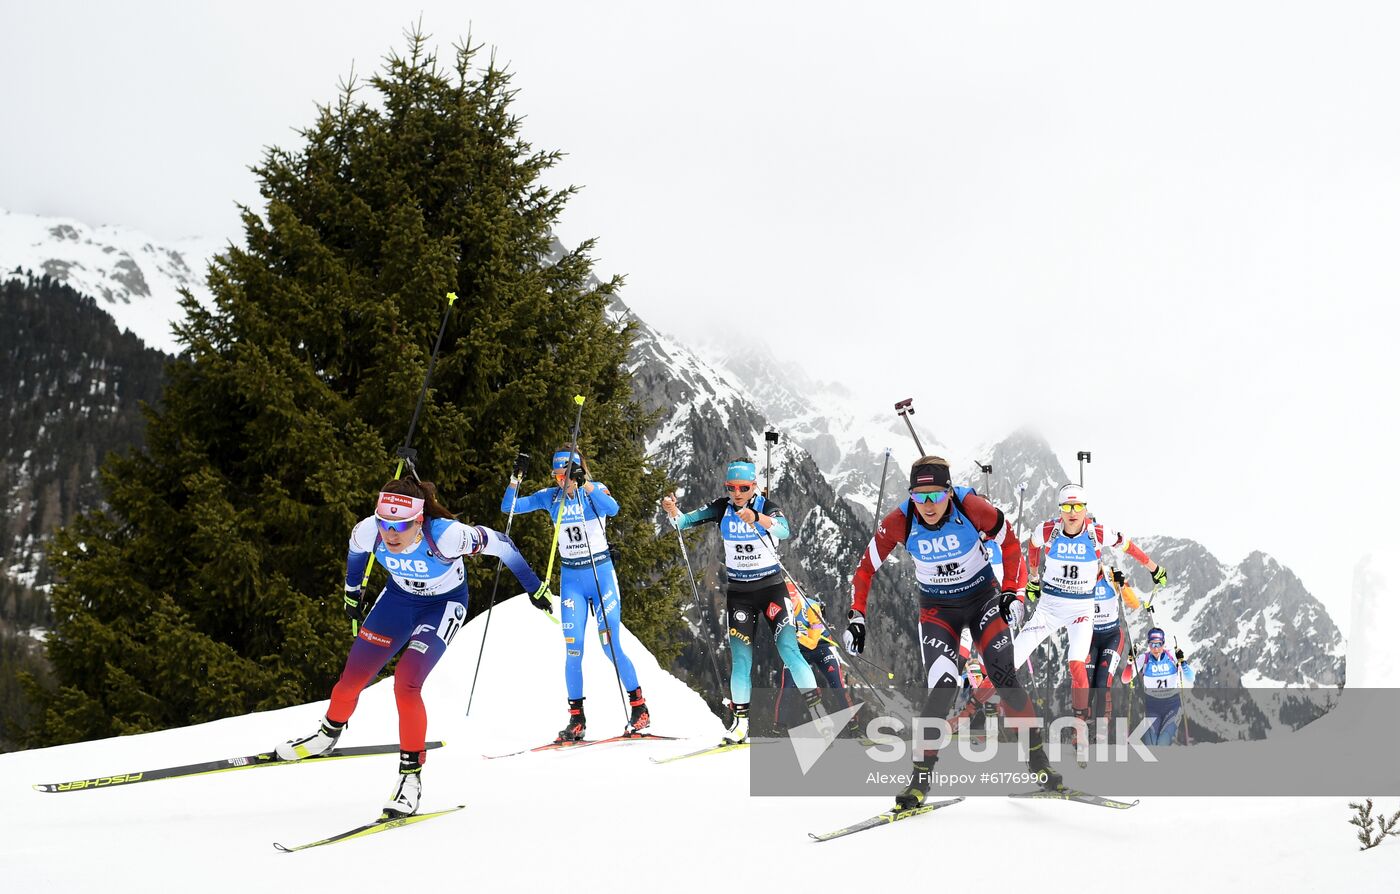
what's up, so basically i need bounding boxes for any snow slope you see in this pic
[2,596,1394,891]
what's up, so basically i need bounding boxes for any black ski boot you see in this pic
[555,698,586,743]
[626,687,650,735]
[1027,728,1063,791]
[894,759,935,811]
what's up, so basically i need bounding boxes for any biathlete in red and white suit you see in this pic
[1014,483,1166,727]
[845,456,1063,808]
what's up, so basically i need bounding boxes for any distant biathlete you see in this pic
[276,478,545,818]
[1086,566,1142,735]
[1126,626,1195,745]
[503,446,649,742]
[774,587,861,735]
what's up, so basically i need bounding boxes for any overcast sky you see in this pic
[4,1,1397,631]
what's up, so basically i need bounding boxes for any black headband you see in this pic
[909,462,951,490]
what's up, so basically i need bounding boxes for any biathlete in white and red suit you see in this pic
[1013,483,1166,731]
[845,456,1062,809]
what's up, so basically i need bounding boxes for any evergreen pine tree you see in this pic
[23,30,683,746]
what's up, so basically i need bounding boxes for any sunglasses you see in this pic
[909,490,950,504]
[1148,640,1165,647]
[376,517,417,534]
[1059,502,1087,513]
[725,483,755,494]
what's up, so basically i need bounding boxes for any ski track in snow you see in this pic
[3,595,1397,891]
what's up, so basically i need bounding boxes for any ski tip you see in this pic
[272,842,292,853]
[32,784,52,793]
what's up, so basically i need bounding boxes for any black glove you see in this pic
[1151,565,1168,588]
[1026,580,1042,603]
[530,583,555,615]
[512,452,530,478]
[999,590,1025,627]
[1127,645,1138,665]
[843,610,866,655]
[344,588,371,623]
[1175,647,1185,662]
[568,462,587,487]
[1111,568,1126,587]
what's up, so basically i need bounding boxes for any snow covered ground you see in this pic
[2,595,1396,891]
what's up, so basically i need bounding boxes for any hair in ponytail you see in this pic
[380,478,457,520]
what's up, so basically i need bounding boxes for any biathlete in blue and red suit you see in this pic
[502,445,650,742]
[845,455,1061,809]
[276,477,545,819]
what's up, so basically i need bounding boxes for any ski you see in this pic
[481,733,680,760]
[33,741,445,793]
[1010,788,1139,809]
[650,740,751,764]
[273,804,466,852]
[808,797,965,842]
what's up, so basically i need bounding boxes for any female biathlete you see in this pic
[276,478,545,817]
[661,457,824,743]
[1125,626,1195,745]
[503,446,649,742]
[1014,483,1166,739]
[846,456,1061,808]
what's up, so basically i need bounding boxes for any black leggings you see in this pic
[915,587,1033,757]
[1087,625,1126,719]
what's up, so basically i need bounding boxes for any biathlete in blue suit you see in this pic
[662,457,823,744]
[504,446,649,742]
[1126,626,1196,745]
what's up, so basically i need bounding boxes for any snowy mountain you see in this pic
[0,208,222,354]
[690,340,944,528]
[0,593,1392,892]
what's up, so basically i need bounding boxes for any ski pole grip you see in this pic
[574,394,585,406]
[513,452,530,477]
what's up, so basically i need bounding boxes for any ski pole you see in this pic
[667,500,726,693]
[850,650,896,681]
[1174,635,1192,745]
[977,462,992,499]
[1077,450,1091,487]
[568,434,634,728]
[870,447,892,537]
[764,429,779,497]
[535,396,588,625]
[351,290,459,637]
[464,450,529,716]
[833,644,896,711]
[894,398,925,455]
